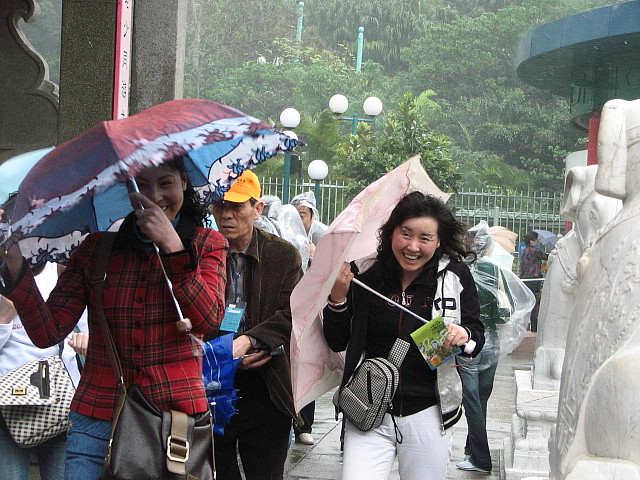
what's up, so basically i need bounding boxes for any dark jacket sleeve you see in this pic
[456,262,485,357]
[244,237,303,352]
[322,284,355,353]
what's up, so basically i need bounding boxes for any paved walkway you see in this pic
[26,352,532,479]
[285,351,534,480]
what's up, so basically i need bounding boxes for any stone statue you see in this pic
[550,98,640,479]
[533,165,621,389]
[0,0,59,161]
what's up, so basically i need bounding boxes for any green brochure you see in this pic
[410,315,460,370]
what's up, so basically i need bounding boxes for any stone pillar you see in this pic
[129,0,187,114]
[503,369,559,480]
[57,0,117,144]
[0,0,59,162]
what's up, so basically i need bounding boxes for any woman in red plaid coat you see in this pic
[0,159,227,480]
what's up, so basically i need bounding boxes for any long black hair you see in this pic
[164,157,209,227]
[372,192,473,284]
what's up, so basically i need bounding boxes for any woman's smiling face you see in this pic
[391,216,440,284]
[133,165,186,221]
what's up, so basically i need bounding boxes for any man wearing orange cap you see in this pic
[209,169,303,480]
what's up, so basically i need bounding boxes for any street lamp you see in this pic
[280,107,301,204]
[356,26,364,72]
[295,2,304,62]
[329,94,383,135]
[308,159,328,205]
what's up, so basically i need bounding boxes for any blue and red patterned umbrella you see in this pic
[0,99,300,266]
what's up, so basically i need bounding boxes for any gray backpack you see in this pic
[334,338,410,431]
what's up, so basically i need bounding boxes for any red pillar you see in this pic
[566,111,601,234]
[586,110,601,166]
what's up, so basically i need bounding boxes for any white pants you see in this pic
[342,405,453,480]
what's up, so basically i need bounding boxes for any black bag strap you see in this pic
[90,232,126,395]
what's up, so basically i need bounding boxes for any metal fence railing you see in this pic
[259,177,349,224]
[259,180,564,239]
[448,189,564,238]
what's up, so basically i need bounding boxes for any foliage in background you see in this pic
[393,0,619,191]
[335,94,458,196]
[24,0,627,195]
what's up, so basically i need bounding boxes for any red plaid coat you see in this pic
[4,216,227,421]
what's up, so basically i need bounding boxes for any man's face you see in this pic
[212,199,264,250]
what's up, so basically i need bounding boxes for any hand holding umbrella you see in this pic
[290,156,452,412]
[232,335,271,370]
[328,264,354,304]
[130,192,185,253]
[0,99,302,268]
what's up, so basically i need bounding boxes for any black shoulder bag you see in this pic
[93,233,215,480]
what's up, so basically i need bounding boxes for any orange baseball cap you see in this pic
[223,169,261,203]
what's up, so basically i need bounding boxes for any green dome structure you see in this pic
[516,1,640,129]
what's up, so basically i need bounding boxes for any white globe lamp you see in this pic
[329,94,349,114]
[308,160,328,181]
[363,96,383,116]
[280,108,301,128]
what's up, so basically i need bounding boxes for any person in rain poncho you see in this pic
[288,192,328,445]
[290,191,327,263]
[456,221,534,474]
[254,195,311,272]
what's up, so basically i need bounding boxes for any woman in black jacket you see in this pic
[323,192,484,480]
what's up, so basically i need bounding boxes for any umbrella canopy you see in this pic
[290,156,451,412]
[489,225,517,254]
[202,333,240,435]
[487,225,518,270]
[0,147,54,204]
[0,99,300,266]
[533,229,560,250]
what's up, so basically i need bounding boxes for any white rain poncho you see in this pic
[255,195,283,236]
[254,194,311,270]
[466,221,536,360]
[290,191,327,245]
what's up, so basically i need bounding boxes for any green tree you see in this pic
[184,0,295,99]
[304,0,441,71]
[396,0,618,192]
[335,94,458,195]
[202,39,387,123]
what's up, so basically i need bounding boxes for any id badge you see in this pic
[220,301,246,332]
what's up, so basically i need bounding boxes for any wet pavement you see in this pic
[284,351,534,480]
[26,351,533,479]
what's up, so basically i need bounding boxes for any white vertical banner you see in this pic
[112,0,134,119]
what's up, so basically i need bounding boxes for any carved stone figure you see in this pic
[550,98,640,479]
[0,0,59,161]
[533,165,621,389]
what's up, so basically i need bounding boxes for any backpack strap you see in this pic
[387,338,410,367]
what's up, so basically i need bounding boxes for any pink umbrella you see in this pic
[290,156,451,412]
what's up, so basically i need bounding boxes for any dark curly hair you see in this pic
[163,157,210,228]
[372,192,473,284]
